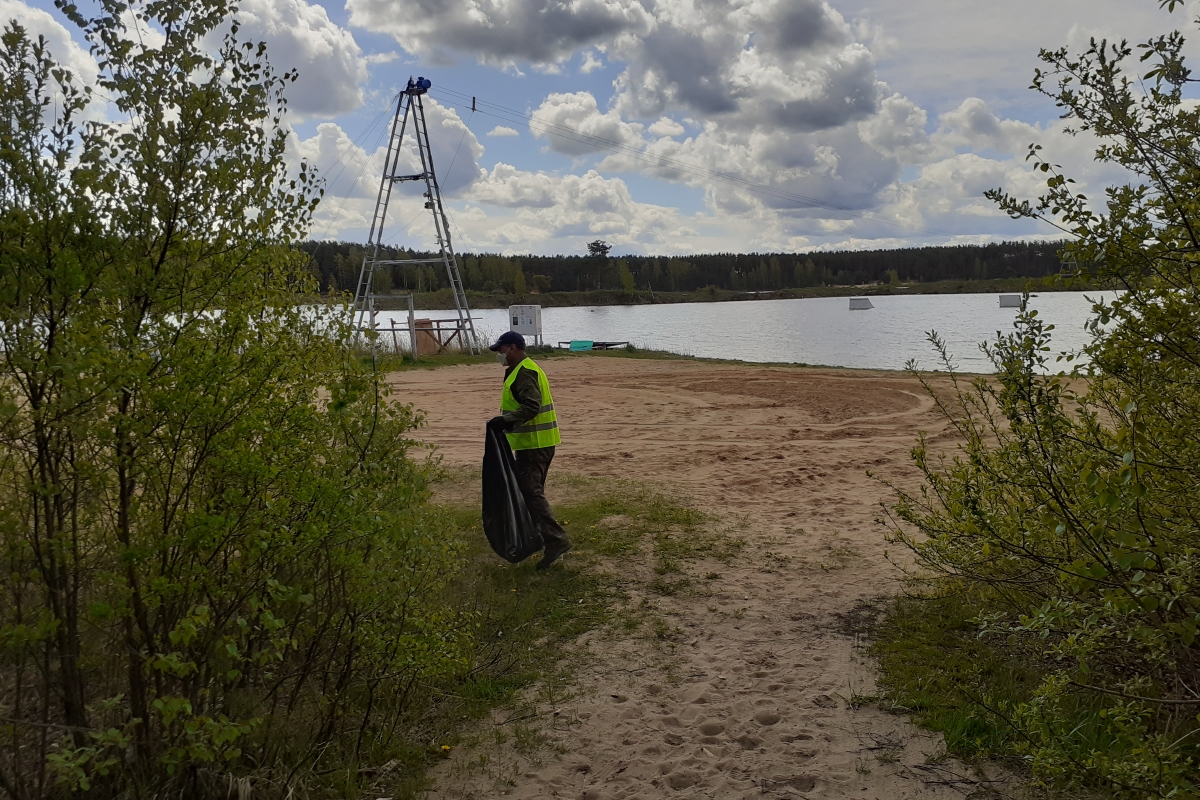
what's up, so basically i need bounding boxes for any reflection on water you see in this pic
[405,291,1115,373]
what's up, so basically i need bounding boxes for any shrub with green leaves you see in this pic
[888,2,1200,795]
[0,2,468,796]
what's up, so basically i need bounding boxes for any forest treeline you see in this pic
[300,239,1069,296]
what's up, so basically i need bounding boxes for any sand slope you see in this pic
[390,358,1012,799]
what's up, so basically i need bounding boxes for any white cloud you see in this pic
[471,163,560,209]
[609,0,879,134]
[345,0,653,66]
[571,89,900,222]
[510,87,1129,249]
[305,160,699,254]
[580,49,605,73]
[851,14,898,61]
[327,0,1164,253]
[469,164,690,246]
[391,0,896,245]
[833,0,1192,113]
[882,153,1047,233]
[531,91,645,157]
[933,97,1040,157]
[487,125,520,138]
[648,117,685,138]
[294,122,382,200]
[858,93,934,163]
[3,0,371,124]
[231,0,368,119]
[347,0,881,136]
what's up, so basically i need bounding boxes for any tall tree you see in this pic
[586,240,612,259]
[0,3,465,796]
[892,3,1200,794]
[586,239,611,289]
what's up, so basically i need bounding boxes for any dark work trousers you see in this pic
[514,446,570,549]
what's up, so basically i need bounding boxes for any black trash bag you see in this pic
[482,419,543,563]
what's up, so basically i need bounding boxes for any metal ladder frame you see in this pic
[352,80,479,355]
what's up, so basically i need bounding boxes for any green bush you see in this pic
[887,6,1200,795]
[0,5,470,797]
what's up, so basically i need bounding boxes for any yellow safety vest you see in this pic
[500,358,561,450]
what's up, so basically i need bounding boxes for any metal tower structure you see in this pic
[352,76,479,354]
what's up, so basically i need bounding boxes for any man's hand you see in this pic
[488,415,509,430]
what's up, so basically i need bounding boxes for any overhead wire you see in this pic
[315,99,394,199]
[436,108,478,253]
[370,100,480,296]
[312,100,395,240]
[381,207,427,246]
[440,108,475,195]
[428,85,956,237]
[380,105,476,248]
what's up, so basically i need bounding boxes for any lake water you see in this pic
[397,291,1115,373]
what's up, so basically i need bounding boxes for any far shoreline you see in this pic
[326,275,1095,312]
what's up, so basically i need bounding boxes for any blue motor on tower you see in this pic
[407,76,432,95]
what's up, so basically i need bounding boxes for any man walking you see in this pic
[489,331,572,570]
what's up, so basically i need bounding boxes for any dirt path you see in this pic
[390,358,1006,799]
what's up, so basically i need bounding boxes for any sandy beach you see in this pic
[390,357,1005,799]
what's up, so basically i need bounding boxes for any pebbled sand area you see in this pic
[390,358,1012,800]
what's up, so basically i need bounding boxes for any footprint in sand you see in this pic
[665,770,702,789]
[735,732,763,749]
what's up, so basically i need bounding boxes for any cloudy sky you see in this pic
[9,0,1193,255]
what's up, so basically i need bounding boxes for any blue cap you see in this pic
[489,331,526,351]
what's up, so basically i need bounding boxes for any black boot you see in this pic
[536,540,572,570]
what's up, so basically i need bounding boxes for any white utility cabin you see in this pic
[509,305,543,345]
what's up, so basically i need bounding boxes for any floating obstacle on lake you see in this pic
[849,297,874,310]
[999,294,1022,308]
[558,340,630,351]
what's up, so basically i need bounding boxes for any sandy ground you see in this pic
[389,357,1011,800]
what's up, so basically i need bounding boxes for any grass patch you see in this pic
[371,471,733,798]
[872,592,1200,795]
[649,576,692,596]
[370,343,826,371]
[382,351,497,370]
[370,346,717,372]
[870,593,1040,762]
[869,591,1194,797]
[544,346,704,362]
